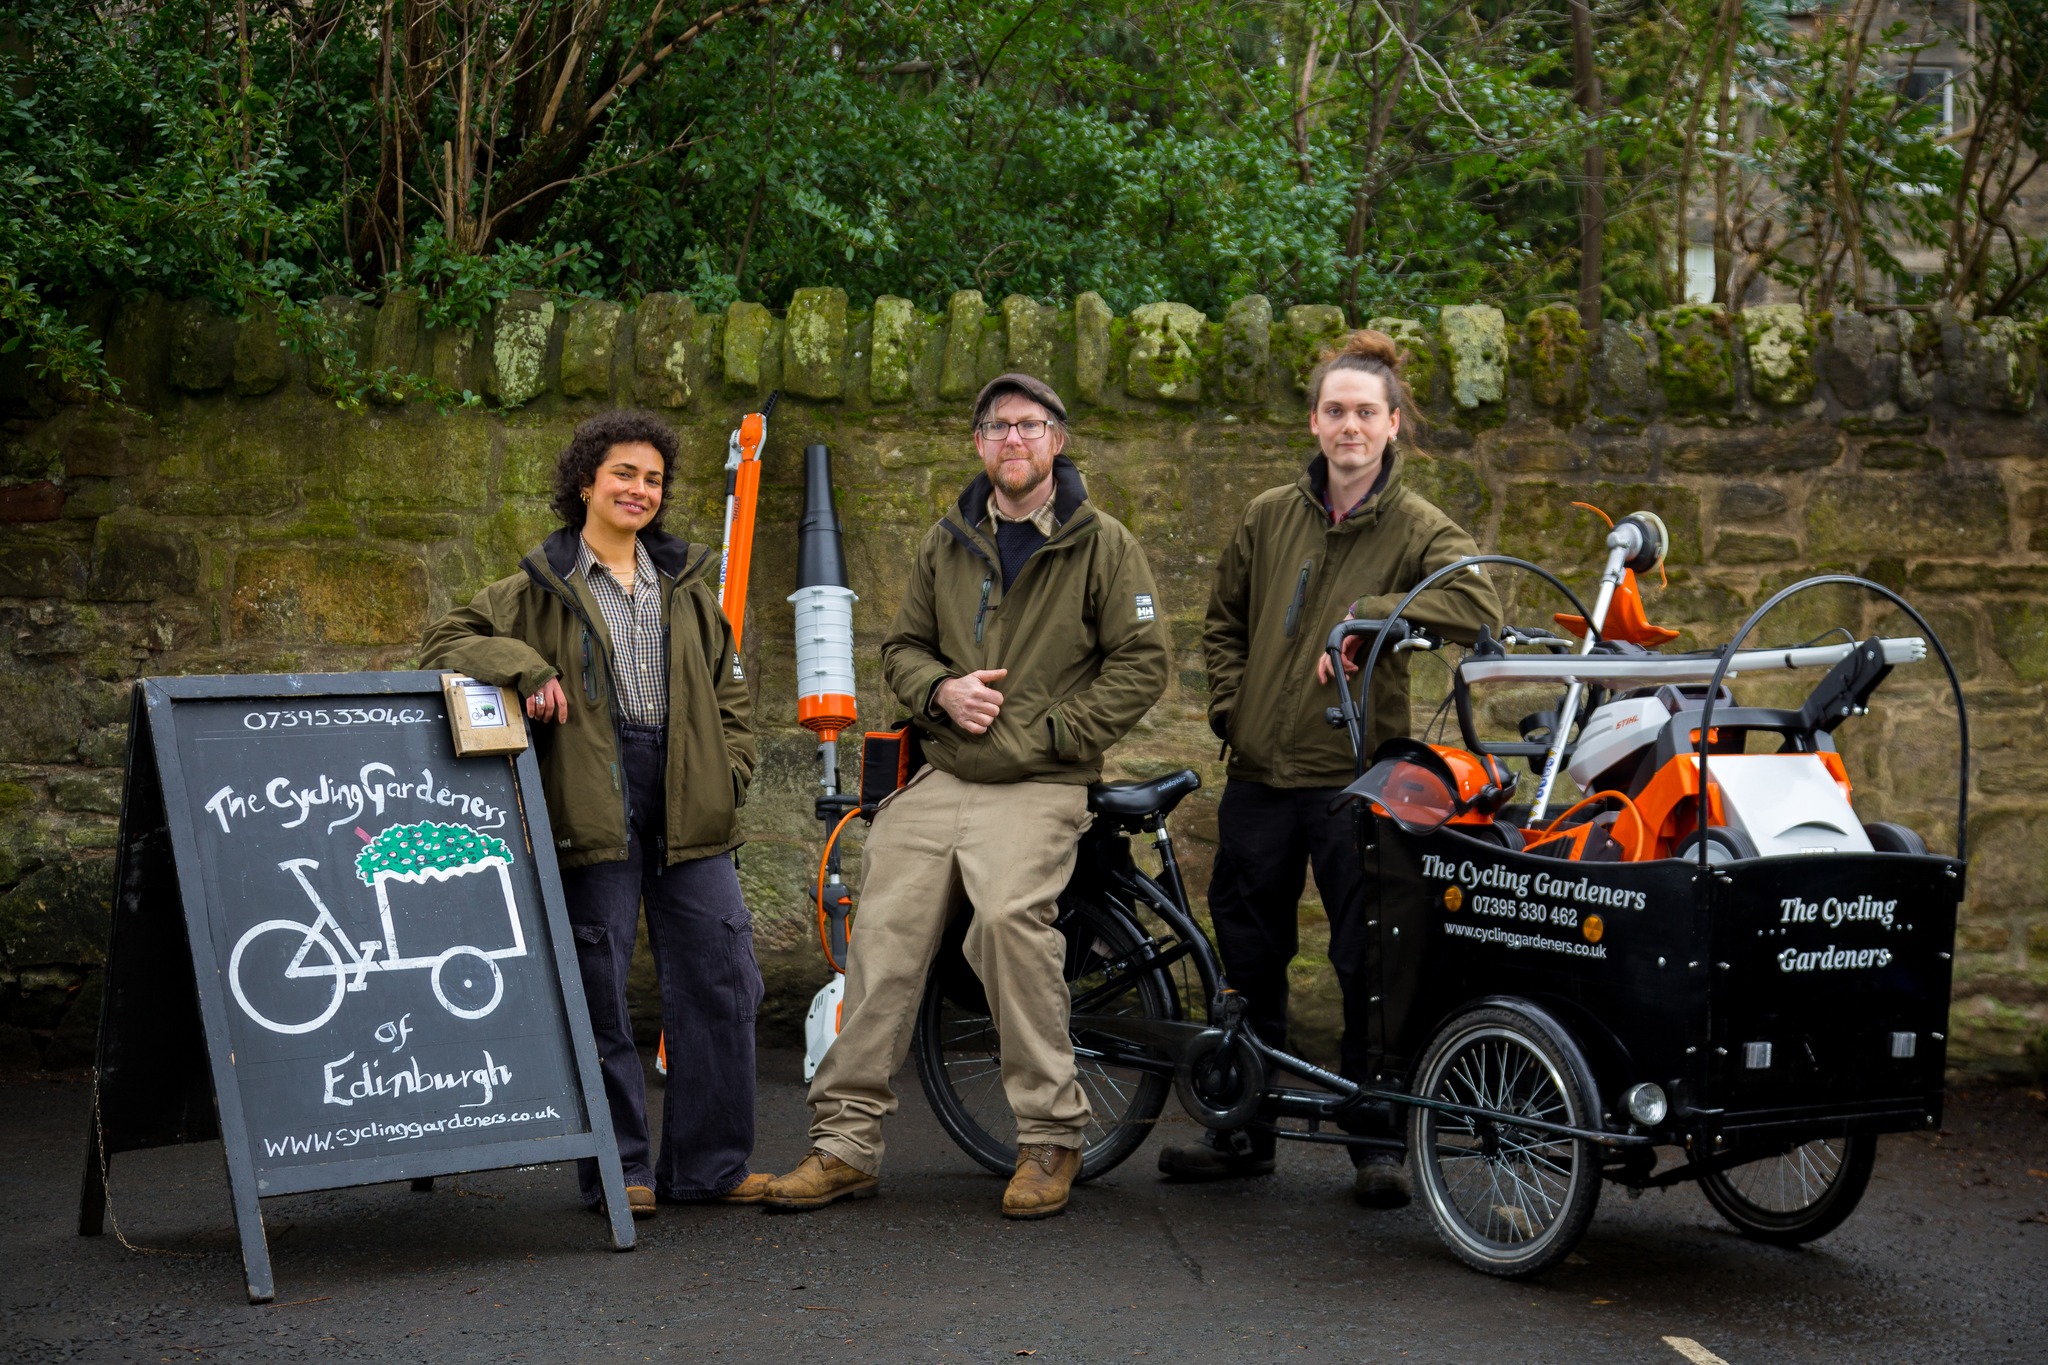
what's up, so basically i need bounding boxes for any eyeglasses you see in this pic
[974,419,1056,441]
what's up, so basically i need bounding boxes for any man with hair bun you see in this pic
[1165,330,1501,1205]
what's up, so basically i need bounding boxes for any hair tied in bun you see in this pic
[1307,328,1412,412]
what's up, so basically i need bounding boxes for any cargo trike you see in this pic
[908,508,1967,1276]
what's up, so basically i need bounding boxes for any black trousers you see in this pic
[1207,778,1392,1158]
[560,724,763,1203]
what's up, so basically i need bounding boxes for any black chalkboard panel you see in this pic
[81,673,635,1302]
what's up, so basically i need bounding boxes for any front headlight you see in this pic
[1622,1081,1668,1127]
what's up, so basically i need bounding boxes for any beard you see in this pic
[989,452,1052,502]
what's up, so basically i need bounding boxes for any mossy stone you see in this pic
[783,287,849,399]
[1489,433,1586,474]
[1592,320,1657,415]
[488,291,556,408]
[1818,310,1899,410]
[232,302,291,397]
[370,290,426,399]
[1987,600,2048,682]
[1861,438,1943,470]
[0,858,114,965]
[0,667,86,762]
[632,293,696,408]
[1403,452,1489,533]
[975,316,1005,388]
[869,296,918,403]
[336,412,492,508]
[1125,302,1205,404]
[428,324,482,396]
[1280,304,1346,394]
[1074,293,1112,404]
[1520,304,1588,413]
[1805,471,2008,557]
[0,532,88,599]
[169,298,238,394]
[87,512,199,600]
[1665,425,1841,474]
[1944,314,2040,414]
[480,501,561,581]
[49,772,122,815]
[1439,305,1507,410]
[1221,295,1272,405]
[1001,295,1057,385]
[1367,317,1438,409]
[231,545,430,645]
[560,298,624,400]
[1740,304,1816,406]
[940,291,986,401]
[103,293,172,411]
[1718,482,1787,522]
[1714,531,1800,564]
[1648,304,1736,409]
[722,301,775,395]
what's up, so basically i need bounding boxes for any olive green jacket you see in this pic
[1203,449,1501,788]
[419,527,754,868]
[885,456,1170,785]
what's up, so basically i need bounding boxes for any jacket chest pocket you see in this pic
[1282,558,1315,638]
[579,629,601,704]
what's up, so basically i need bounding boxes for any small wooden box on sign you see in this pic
[441,674,530,756]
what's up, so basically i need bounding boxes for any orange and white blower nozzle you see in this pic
[789,442,859,787]
[790,443,859,1082]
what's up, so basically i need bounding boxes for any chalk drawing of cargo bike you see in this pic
[228,822,527,1035]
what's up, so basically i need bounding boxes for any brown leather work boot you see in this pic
[716,1173,774,1204]
[761,1150,879,1210]
[1002,1143,1081,1220]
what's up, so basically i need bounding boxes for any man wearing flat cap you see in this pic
[764,374,1169,1219]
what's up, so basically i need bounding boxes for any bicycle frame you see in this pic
[279,859,382,990]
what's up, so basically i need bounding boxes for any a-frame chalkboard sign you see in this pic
[80,672,635,1302]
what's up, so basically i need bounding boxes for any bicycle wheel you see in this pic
[228,920,346,1035]
[913,895,1174,1181]
[431,946,505,1020]
[1409,1004,1602,1277]
[1697,1134,1876,1245]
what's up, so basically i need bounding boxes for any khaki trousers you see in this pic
[807,767,1093,1175]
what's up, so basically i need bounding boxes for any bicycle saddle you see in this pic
[1088,769,1201,820]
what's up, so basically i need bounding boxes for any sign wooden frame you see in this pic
[79,672,634,1302]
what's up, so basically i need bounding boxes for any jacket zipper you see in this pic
[1282,559,1314,638]
[525,555,634,849]
[974,575,992,643]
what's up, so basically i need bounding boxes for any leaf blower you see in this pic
[791,443,861,1082]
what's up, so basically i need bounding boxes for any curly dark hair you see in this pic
[552,411,682,531]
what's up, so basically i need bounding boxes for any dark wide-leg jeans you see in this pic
[561,724,763,1204]
[1206,777,1393,1160]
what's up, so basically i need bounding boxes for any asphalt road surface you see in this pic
[4,1050,2043,1364]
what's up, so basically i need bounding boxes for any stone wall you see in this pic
[2,288,2044,1080]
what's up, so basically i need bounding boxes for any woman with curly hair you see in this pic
[422,410,767,1216]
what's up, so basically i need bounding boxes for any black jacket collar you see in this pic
[539,525,702,583]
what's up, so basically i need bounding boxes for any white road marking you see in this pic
[1663,1337,1733,1365]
